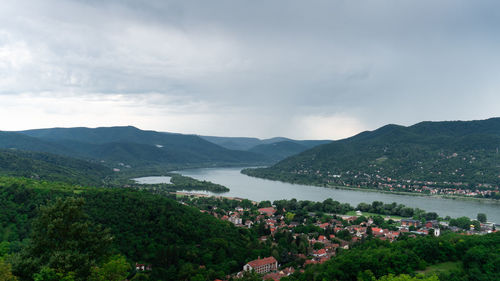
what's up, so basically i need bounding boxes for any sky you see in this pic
[1,0,500,140]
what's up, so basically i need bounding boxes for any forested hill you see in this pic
[0,177,269,280]
[4,126,269,171]
[244,118,500,191]
[0,131,70,155]
[0,149,112,186]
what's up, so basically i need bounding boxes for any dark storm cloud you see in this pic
[1,0,500,138]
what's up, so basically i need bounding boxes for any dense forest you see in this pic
[0,177,269,280]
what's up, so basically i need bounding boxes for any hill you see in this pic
[248,141,309,162]
[0,149,112,186]
[12,126,269,171]
[243,118,500,196]
[200,135,331,161]
[198,136,263,151]
[0,177,270,280]
[0,131,70,155]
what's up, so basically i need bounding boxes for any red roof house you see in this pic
[243,256,278,274]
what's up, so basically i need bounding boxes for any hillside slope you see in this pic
[248,141,309,162]
[15,126,268,170]
[0,178,268,280]
[244,118,500,192]
[0,149,112,186]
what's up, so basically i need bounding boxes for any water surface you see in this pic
[134,176,172,184]
[177,167,500,223]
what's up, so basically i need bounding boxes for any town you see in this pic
[290,168,500,200]
[174,193,498,281]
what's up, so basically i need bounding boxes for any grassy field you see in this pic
[417,261,462,275]
[345,210,405,220]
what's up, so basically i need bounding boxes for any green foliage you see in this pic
[0,177,269,281]
[0,258,18,281]
[0,149,112,186]
[33,267,75,281]
[377,274,439,281]
[476,213,487,223]
[462,245,500,281]
[449,217,472,230]
[169,174,229,192]
[313,243,324,250]
[89,255,130,281]
[130,273,150,280]
[13,197,113,280]
[238,270,263,281]
[273,198,353,216]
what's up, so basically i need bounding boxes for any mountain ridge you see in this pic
[243,117,500,196]
[6,126,270,173]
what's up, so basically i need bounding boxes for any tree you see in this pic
[477,213,487,223]
[377,274,439,281]
[0,241,10,257]
[449,216,472,230]
[239,270,262,281]
[90,255,130,281]
[472,220,481,231]
[14,197,113,280]
[0,258,18,281]
[33,267,75,281]
[130,273,150,280]
[366,226,373,236]
[424,212,438,221]
[313,243,324,250]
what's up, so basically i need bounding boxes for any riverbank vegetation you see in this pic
[132,173,230,194]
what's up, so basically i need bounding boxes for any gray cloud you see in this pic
[1,0,500,139]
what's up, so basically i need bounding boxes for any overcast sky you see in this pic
[1,0,500,139]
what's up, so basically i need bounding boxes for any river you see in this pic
[141,167,500,223]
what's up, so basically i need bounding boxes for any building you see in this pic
[135,263,152,271]
[243,256,278,274]
[313,249,327,257]
[401,219,421,227]
[258,207,277,216]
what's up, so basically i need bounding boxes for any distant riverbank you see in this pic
[241,169,500,204]
[321,184,500,204]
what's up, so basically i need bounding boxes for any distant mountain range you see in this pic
[243,118,500,190]
[200,135,330,161]
[0,126,329,182]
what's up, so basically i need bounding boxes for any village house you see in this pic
[312,249,327,257]
[135,263,152,271]
[401,219,421,227]
[243,256,278,274]
[228,215,242,225]
[258,207,277,217]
